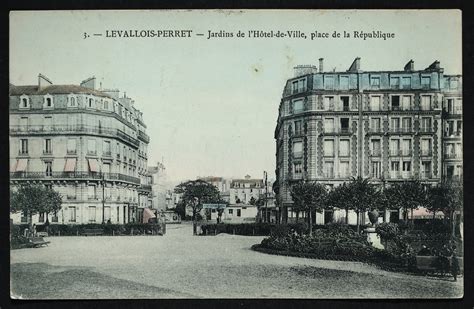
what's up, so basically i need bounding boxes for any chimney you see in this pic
[347,57,361,72]
[319,58,324,72]
[38,74,53,89]
[404,60,414,71]
[80,76,96,90]
[426,60,441,71]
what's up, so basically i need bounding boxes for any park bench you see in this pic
[82,228,104,236]
[28,237,50,248]
[37,231,49,237]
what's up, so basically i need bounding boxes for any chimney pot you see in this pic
[319,58,324,72]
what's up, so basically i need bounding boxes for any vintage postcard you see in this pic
[9,10,463,299]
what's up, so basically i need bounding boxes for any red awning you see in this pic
[142,208,157,224]
[88,159,98,172]
[408,207,444,219]
[15,159,28,172]
[10,160,17,172]
[64,158,77,172]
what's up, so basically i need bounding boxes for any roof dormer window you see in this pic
[68,94,77,108]
[19,95,30,109]
[43,94,54,109]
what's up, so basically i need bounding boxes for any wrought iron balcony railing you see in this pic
[10,171,141,185]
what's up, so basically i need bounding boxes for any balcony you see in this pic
[103,151,112,157]
[390,127,412,134]
[419,127,434,133]
[368,127,384,134]
[293,151,303,159]
[10,171,141,185]
[140,184,152,192]
[390,150,402,157]
[420,150,433,157]
[420,172,432,179]
[10,124,140,148]
[369,149,381,157]
[445,153,461,159]
[138,130,150,143]
[323,127,352,135]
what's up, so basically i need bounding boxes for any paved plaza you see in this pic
[11,223,462,299]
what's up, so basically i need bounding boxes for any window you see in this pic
[340,76,349,90]
[324,140,334,156]
[294,120,302,135]
[371,139,381,156]
[44,116,52,130]
[402,139,411,156]
[67,139,77,154]
[419,117,431,133]
[324,118,334,133]
[43,95,53,108]
[68,206,76,222]
[103,141,111,156]
[237,209,241,217]
[340,118,349,133]
[228,209,233,215]
[421,139,432,156]
[370,76,380,89]
[421,76,431,89]
[291,78,306,93]
[370,96,381,111]
[20,95,30,109]
[456,120,462,136]
[20,139,28,154]
[293,163,302,176]
[44,161,52,176]
[403,161,412,172]
[103,163,111,174]
[88,206,96,223]
[391,96,400,110]
[104,206,111,221]
[449,79,458,89]
[324,96,335,111]
[88,185,96,200]
[390,77,400,89]
[391,161,400,172]
[88,98,94,108]
[402,96,411,110]
[390,139,400,156]
[88,139,96,155]
[39,212,45,223]
[391,118,400,132]
[454,99,462,114]
[323,162,334,178]
[421,96,431,111]
[324,76,334,90]
[44,139,52,154]
[371,161,381,178]
[402,117,411,132]
[402,77,411,89]
[421,161,432,179]
[68,96,77,107]
[104,100,109,110]
[339,161,350,178]
[20,117,28,131]
[339,140,350,156]
[293,99,304,113]
[341,96,350,111]
[293,141,303,158]
[371,118,381,133]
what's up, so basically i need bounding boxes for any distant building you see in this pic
[148,162,168,211]
[197,176,231,202]
[275,58,462,224]
[10,74,152,225]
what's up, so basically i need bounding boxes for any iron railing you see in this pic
[10,171,141,185]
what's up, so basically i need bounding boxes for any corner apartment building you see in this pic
[9,74,152,225]
[274,58,462,224]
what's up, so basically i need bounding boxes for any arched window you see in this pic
[43,94,54,109]
[19,95,30,109]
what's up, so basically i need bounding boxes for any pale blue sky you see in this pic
[10,10,462,181]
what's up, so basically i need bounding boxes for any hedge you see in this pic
[11,223,163,237]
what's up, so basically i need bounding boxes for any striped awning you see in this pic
[64,158,77,172]
[142,208,157,224]
[88,159,98,172]
[408,207,444,219]
[10,160,17,172]
[15,159,28,172]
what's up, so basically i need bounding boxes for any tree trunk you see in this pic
[345,208,349,225]
[295,211,299,223]
[411,208,414,228]
[309,209,313,236]
[383,208,387,223]
[451,210,456,237]
[192,209,197,235]
[356,211,360,234]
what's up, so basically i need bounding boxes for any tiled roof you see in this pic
[9,84,113,98]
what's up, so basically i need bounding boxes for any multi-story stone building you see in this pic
[9,74,152,225]
[274,58,462,224]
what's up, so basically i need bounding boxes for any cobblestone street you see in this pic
[11,223,462,299]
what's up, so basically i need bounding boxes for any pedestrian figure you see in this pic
[32,224,37,237]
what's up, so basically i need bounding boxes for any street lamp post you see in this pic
[102,172,105,224]
[264,171,268,223]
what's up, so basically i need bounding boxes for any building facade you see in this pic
[275,58,462,224]
[10,74,152,225]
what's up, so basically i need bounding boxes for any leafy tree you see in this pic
[427,180,463,237]
[174,200,186,220]
[10,184,62,229]
[249,196,257,205]
[174,180,221,235]
[346,177,379,233]
[326,182,353,224]
[386,180,429,227]
[290,181,327,236]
